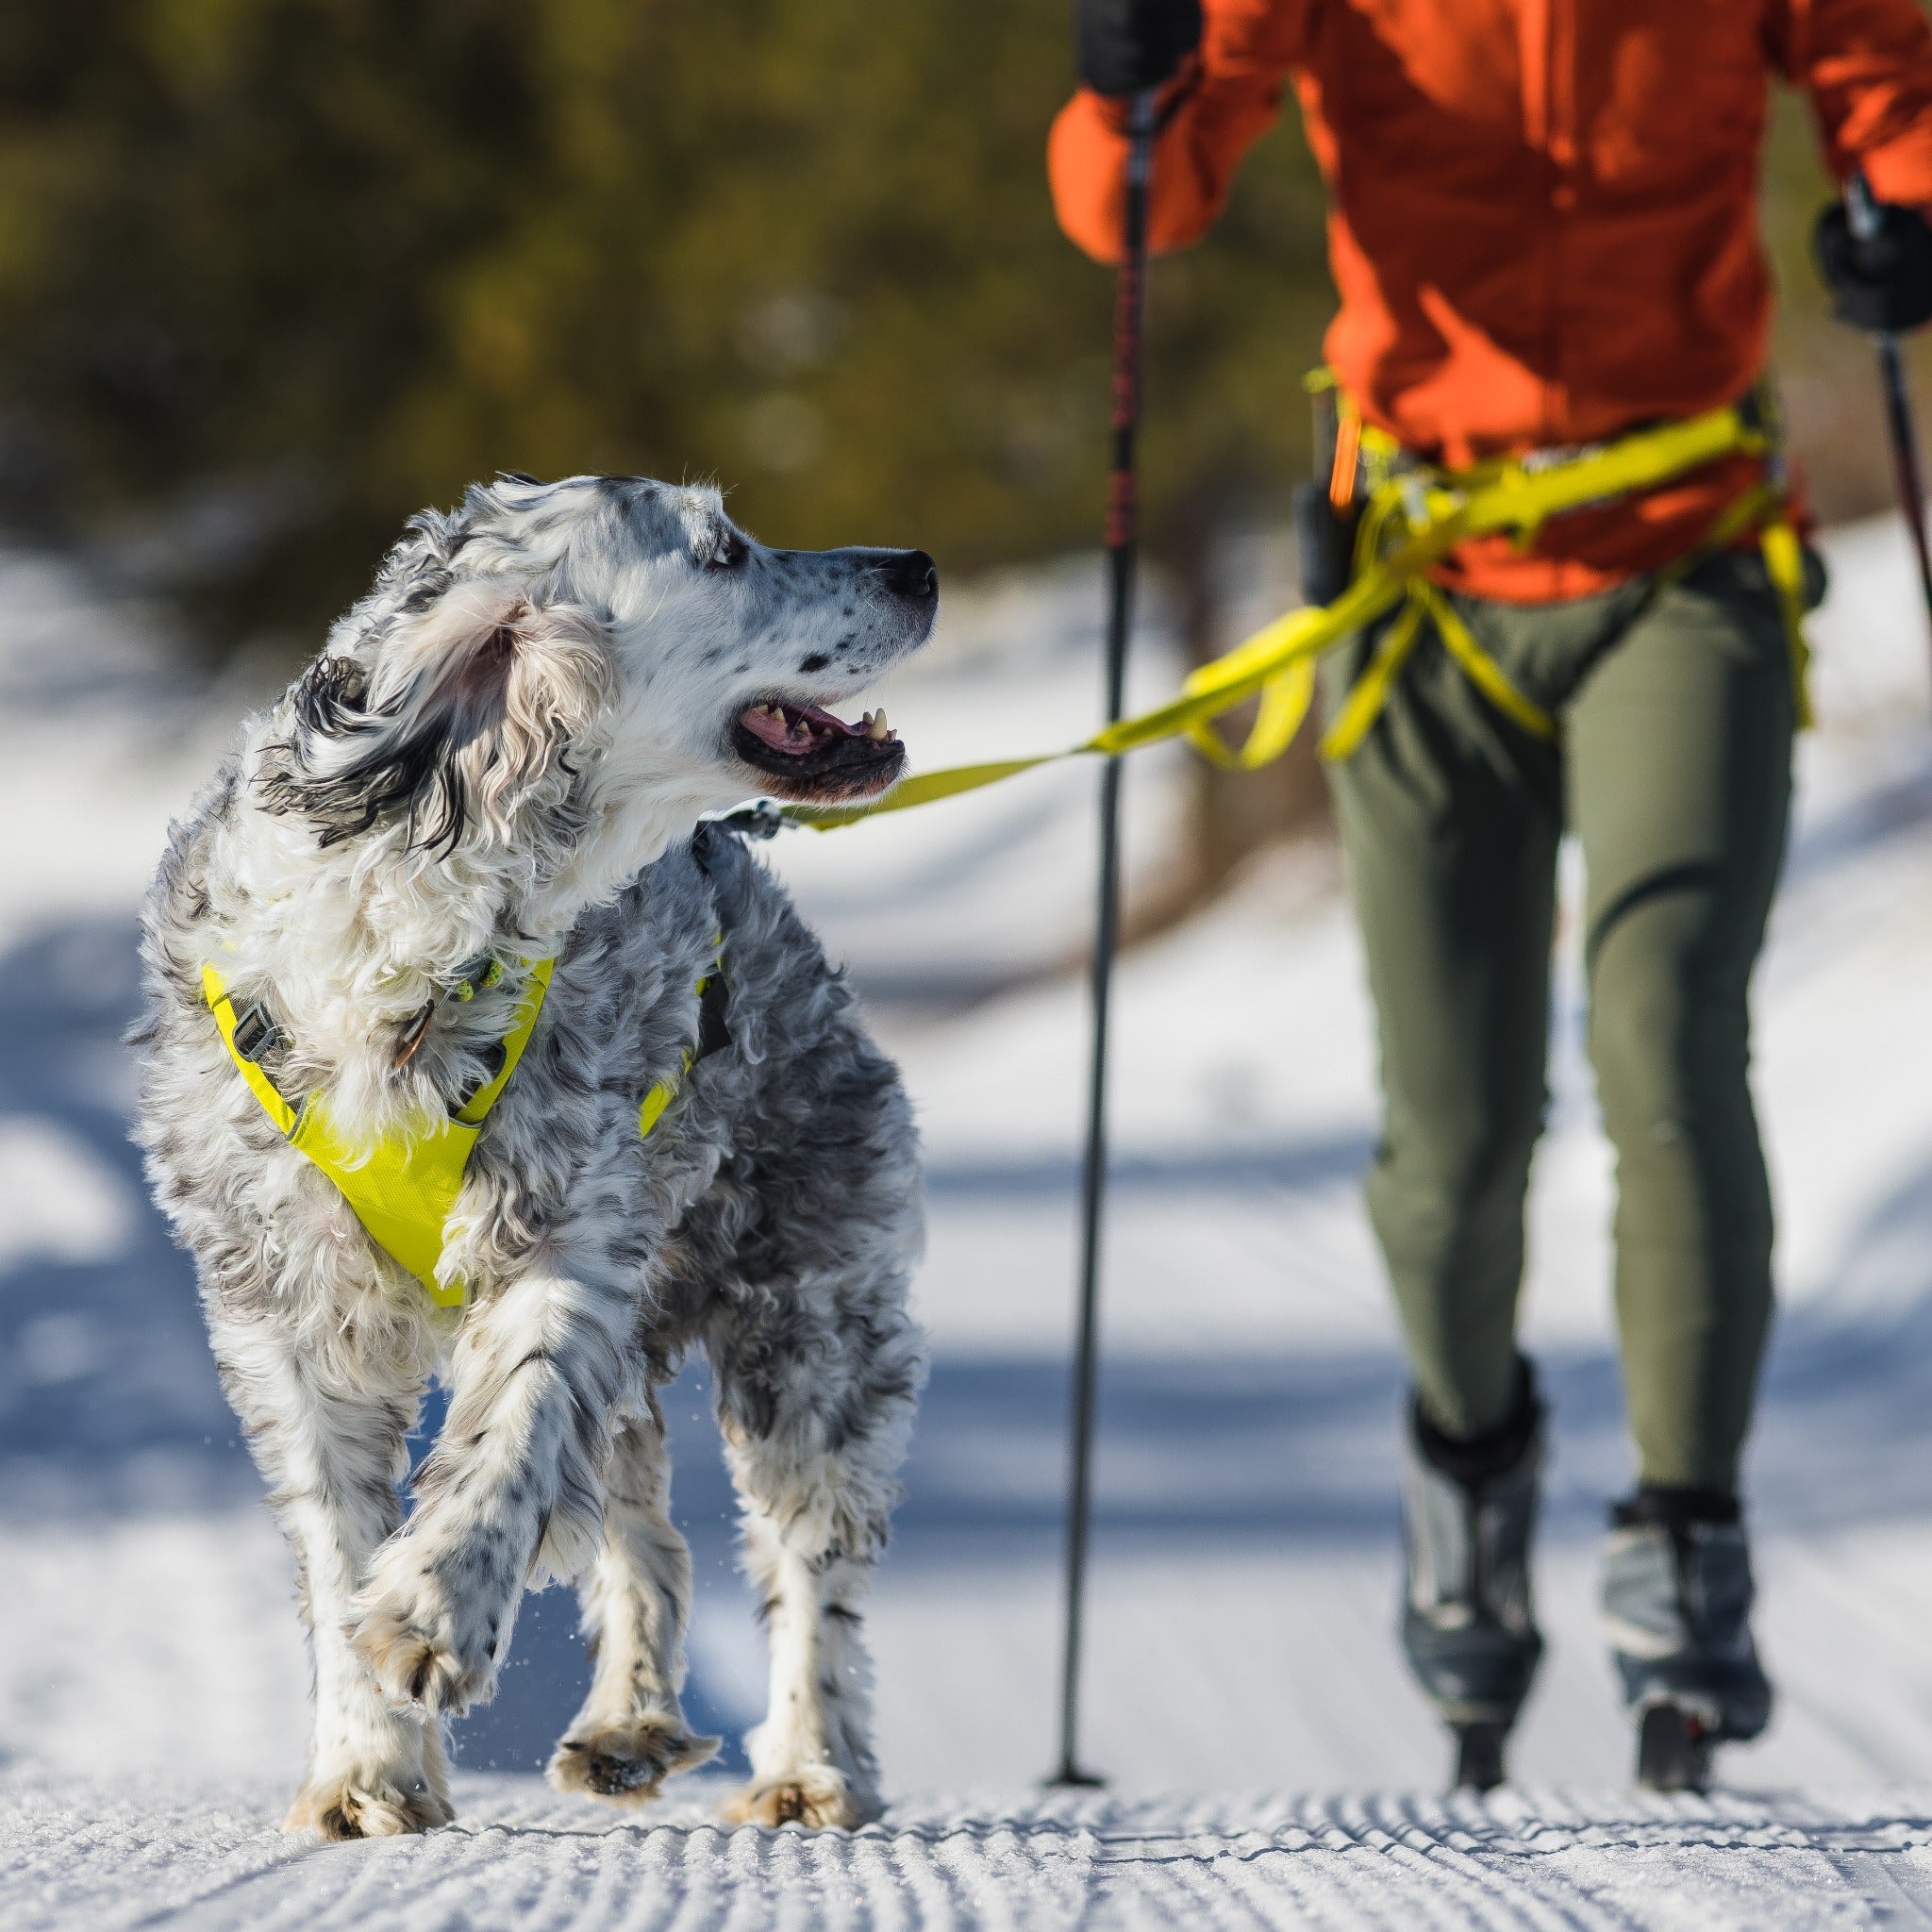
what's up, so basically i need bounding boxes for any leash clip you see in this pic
[712,799,787,841]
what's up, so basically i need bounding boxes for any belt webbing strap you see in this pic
[1315,476,1814,762]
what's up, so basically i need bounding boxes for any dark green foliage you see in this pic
[0,5,1907,664]
[0,0,1326,654]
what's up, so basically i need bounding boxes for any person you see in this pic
[1049,0,1932,1790]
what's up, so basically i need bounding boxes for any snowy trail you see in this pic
[12,1774,1932,1931]
[8,518,1932,1924]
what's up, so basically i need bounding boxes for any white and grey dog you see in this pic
[132,475,936,1839]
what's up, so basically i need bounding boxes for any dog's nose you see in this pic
[881,549,939,605]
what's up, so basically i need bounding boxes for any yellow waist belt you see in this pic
[1313,405,1812,761]
[789,391,1812,831]
[203,956,717,1307]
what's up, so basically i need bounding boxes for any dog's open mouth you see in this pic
[730,700,907,803]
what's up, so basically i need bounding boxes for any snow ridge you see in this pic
[10,1774,1932,1931]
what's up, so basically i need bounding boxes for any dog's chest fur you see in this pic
[135,806,842,1334]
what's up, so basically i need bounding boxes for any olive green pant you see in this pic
[1322,551,1799,1491]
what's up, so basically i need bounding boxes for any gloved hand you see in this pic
[1814,195,1932,335]
[1075,0,1202,99]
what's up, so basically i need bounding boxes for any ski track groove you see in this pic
[15,1776,1932,1929]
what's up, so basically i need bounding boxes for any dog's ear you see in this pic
[266,584,611,853]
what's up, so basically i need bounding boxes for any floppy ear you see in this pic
[265,583,611,853]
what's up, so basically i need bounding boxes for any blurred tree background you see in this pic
[0,0,1322,645]
[0,1,1919,894]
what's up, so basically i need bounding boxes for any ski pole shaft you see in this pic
[1051,88,1158,1793]
[1847,175,1932,652]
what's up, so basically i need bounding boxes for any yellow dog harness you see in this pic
[204,952,723,1307]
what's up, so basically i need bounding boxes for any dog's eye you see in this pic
[702,530,748,573]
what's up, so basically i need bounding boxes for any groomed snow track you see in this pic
[9,1774,1932,1930]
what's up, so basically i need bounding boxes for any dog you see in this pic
[131,474,935,1839]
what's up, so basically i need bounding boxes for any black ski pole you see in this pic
[1847,173,1932,649]
[1049,86,1158,1793]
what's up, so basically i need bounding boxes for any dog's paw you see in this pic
[350,1580,494,1717]
[285,1769,455,1840]
[548,1714,721,1806]
[721,1768,870,1830]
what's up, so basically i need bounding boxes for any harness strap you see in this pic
[454,958,553,1125]
[1427,589,1560,743]
[206,944,726,1307]
[1760,518,1817,730]
[205,958,554,1307]
[1185,657,1317,772]
[1318,597,1429,762]
[1311,435,1815,763]
[795,396,1788,829]
[202,964,298,1137]
[638,944,727,1136]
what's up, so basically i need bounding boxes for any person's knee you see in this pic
[1368,1102,1541,1298]
[1380,1079,1542,1208]
[1589,924,1749,1153]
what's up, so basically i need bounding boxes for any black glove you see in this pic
[1814,196,1932,335]
[1075,0,1202,99]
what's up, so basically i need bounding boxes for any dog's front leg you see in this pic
[205,1307,451,1840]
[349,1263,635,1720]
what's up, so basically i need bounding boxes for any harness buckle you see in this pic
[1517,439,1604,476]
[229,1001,282,1063]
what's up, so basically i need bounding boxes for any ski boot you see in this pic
[1400,1361,1546,1792]
[1602,1487,1773,1793]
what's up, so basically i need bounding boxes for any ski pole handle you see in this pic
[1843,172,1932,671]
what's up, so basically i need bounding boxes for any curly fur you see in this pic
[132,475,932,1836]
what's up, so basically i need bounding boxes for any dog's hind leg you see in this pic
[207,1304,451,1840]
[547,1402,721,1805]
[706,1267,924,1830]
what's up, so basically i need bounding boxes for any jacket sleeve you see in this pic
[1771,0,1932,210]
[1047,0,1315,263]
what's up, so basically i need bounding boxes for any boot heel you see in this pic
[1453,1721,1508,1792]
[1636,1703,1713,1793]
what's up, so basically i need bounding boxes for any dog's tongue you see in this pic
[739,702,860,753]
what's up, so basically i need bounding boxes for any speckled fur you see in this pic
[131,475,930,1838]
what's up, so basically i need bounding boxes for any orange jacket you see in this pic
[1050,0,1932,600]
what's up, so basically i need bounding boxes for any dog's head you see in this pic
[260,475,938,866]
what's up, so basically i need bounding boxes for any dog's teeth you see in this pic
[866,709,891,741]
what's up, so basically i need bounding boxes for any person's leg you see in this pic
[1324,589,1629,1774]
[1324,611,1564,1441]
[1568,549,1795,1495]
[1569,547,1796,1775]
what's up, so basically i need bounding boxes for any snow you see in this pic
[11,1773,1932,1930]
[7,515,1932,1925]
